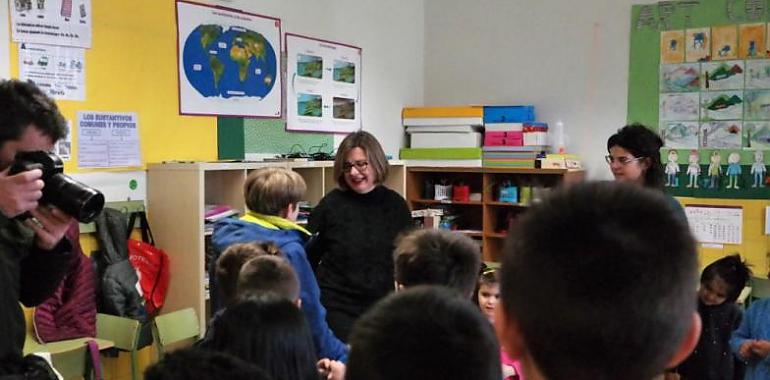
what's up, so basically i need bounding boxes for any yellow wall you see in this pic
[677,197,770,276]
[9,0,219,172]
[11,2,213,377]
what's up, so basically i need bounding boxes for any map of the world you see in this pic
[182,24,277,99]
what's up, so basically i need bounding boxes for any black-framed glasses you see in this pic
[343,160,368,173]
[605,155,643,165]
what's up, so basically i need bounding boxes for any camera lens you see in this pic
[44,174,105,223]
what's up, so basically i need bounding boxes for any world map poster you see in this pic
[176,1,282,118]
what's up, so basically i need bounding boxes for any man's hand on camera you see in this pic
[26,206,73,251]
[0,167,44,218]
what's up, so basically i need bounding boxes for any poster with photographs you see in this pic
[285,33,362,133]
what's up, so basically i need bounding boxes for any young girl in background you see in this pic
[674,254,750,380]
[474,266,523,380]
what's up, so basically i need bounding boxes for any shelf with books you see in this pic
[410,199,483,206]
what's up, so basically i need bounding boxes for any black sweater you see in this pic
[0,215,72,363]
[677,300,745,380]
[308,185,412,314]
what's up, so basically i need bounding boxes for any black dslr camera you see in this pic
[9,151,105,223]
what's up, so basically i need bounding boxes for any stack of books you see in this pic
[400,106,484,166]
[481,106,546,168]
[204,204,240,234]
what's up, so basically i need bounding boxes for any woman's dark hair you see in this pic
[607,123,664,189]
[701,254,752,303]
[205,295,319,380]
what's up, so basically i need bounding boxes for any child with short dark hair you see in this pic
[474,266,523,380]
[393,229,481,298]
[238,255,300,303]
[215,241,282,307]
[144,347,271,380]
[675,254,750,380]
[346,285,502,380]
[496,181,701,380]
[212,167,348,362]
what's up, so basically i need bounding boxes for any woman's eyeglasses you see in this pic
[343,160,369,173]
[605,155,643,165]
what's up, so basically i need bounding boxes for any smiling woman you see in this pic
[307,131,412,342]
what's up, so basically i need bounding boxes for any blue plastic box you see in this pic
[483,106,536,123]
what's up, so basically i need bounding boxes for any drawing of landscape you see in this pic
[744,122,770,150]
[660,63,700,92]
[297,54,323,79]
[744,90,770,120]
[701,61,744,91]
[660,93,699,121]
[700,121,742,148]
[746,59,770,89]
[701,91,743,120]
[297,93,322,117]
[661,121,699,148]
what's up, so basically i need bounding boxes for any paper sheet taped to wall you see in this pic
[685,205,742,245]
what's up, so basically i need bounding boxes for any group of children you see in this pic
[144,159,770,380]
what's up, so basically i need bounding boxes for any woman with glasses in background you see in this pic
[308,130,412,342]
[606,123,686,219]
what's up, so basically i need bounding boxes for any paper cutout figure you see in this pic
[686,149,700,188]
[751,150,767,188]
[725,151,741,189]
[707,150,722,189]
[665,149,680,187]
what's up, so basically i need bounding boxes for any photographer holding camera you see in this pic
[0,79,75,366]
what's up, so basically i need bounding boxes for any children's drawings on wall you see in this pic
[744,90,770,120]
[700,121,743,149]
[686,28,711,62]
[712,25,738,61]
[661,63,700,92]
[746,59,770,88]
[702,61,744,91]
[661,30,685,64]
[660,93,700,121]
[701,91,743,120]
[739,23,766,59]
[745,122,770,150]
[662,121,699,148]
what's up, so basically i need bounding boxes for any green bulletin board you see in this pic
[629,0,770,198]
[217,117,332,159]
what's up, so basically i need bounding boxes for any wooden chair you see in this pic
[152,308,200,359]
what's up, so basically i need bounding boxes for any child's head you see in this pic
[244,167,306,217]
[393,229,481,298]
[497,181,700,380]
[238,255,300,303]
[144,347,271,380]
[473,266,500,323]
[699,254,751,305]
[206,295,318,380]
[215,241,282,307]
[346,285,502,380]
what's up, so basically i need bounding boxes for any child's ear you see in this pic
[665,312,702,368]
[495,304,526,359]
[295,298,302,308]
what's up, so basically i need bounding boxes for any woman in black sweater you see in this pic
[308,131,412,341]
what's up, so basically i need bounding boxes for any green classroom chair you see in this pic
[96,313,143,380]
[749,276,770,304]
[152,308,200,359]
[23,332,113,380]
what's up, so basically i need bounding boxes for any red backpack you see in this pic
[126,211,170,316]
